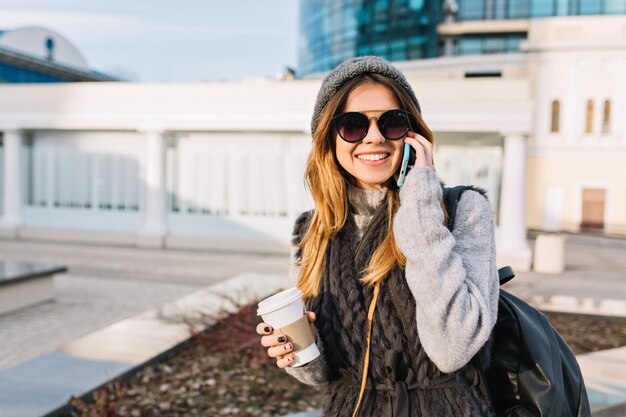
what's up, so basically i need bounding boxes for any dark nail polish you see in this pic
[278,336,286,343]
[264,326,271,333]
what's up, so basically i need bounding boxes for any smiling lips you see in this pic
[356,152,390,162]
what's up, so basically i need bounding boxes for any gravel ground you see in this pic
[63,305,626,417]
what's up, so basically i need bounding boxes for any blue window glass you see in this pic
[484,37,506,53]
[494,0,506,18]
[532,0,555,17]
[507,35,524,51]
[0,62,63,83]
[408,45,424,59]
[508,0,530,18]
[459,0,486,20]
[458,38,481,55]
[386,38,408,61]
[357,6,370,24]
[605,0,626,13]
[580,0,602,14]
[409,0,425,11]
[556,0,568,15]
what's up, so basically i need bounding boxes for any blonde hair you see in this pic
[298,74,443,298]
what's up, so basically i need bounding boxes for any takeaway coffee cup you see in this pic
[257,287,320,367]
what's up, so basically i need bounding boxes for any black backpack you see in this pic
[443,185,591,417]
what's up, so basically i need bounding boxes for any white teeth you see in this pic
[357,153,389,161]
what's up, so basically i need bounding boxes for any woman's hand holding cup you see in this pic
[257,311,317,369]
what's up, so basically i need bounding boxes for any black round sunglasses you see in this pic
[332,109,417,143]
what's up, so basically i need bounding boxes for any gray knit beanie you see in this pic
[311,55,421,134]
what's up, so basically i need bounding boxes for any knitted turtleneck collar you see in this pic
[348,186,387,237]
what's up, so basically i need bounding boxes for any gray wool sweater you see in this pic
[286,166,499,383]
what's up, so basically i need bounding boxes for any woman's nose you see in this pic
[362,119,385,144]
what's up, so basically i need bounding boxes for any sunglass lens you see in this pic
[379,110,410,140]
[336,113,368,142]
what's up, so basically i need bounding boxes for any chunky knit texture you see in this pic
[310,56,421,135]
[393,166,499,373]
[348,187,387,238]
[286,166,499,416]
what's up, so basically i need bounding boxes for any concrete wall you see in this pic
[527,156,626,235]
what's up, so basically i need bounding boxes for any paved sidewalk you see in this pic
[0,274,202,371]
[0,239,291,285]
[0,238,290,372]
[504,233,626,316]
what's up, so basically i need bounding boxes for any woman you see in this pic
[256,56,499,416]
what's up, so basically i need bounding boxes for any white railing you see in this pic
[14,130,312,239]
[166,132,312,240]
[22,131,145,231]
[28,148,142,211]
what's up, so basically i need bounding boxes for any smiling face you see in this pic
[334,82,405,190]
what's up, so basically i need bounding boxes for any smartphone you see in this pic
[396,142,412,189]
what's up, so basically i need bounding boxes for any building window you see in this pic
[459,0,486,20]
[508,0,530,18]
[602,99,611,133]
[532,0,555,16]
[409,0,425,11]
[605,0,626,13]
[585,99,594,134]
[550,100,560,133]
[580,0,602,14]
[556,0,568,15]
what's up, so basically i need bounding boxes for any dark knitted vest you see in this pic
[292,201,493,417]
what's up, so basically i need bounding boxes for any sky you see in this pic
[0,0,300,82]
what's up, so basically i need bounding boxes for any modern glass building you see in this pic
[299,0,441,75]
[298,0,626,76]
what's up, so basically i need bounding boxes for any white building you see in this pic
[1,15,625,272]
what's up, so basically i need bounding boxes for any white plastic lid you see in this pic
[257,287,303,316]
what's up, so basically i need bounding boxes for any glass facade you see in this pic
[457,0,626,20]
[0,62,65,83]
[299,0,440,75]
[456,33,525,55]
[299,0,626,76]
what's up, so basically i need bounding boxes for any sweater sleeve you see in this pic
[283,243,332,385]
[284,326,332,385]
[392,166,499,373]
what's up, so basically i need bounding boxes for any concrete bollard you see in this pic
[533,233,566,274]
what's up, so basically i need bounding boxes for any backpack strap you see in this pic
[442,185,467,232]
[442,185,515,286]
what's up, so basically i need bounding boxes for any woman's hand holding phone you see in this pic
[403,131,434,170]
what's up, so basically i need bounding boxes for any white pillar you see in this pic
[138,130,167,248]
[497,133,532,271]
[1,129,23,237]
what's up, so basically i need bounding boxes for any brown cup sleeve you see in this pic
[276,315,315,352]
